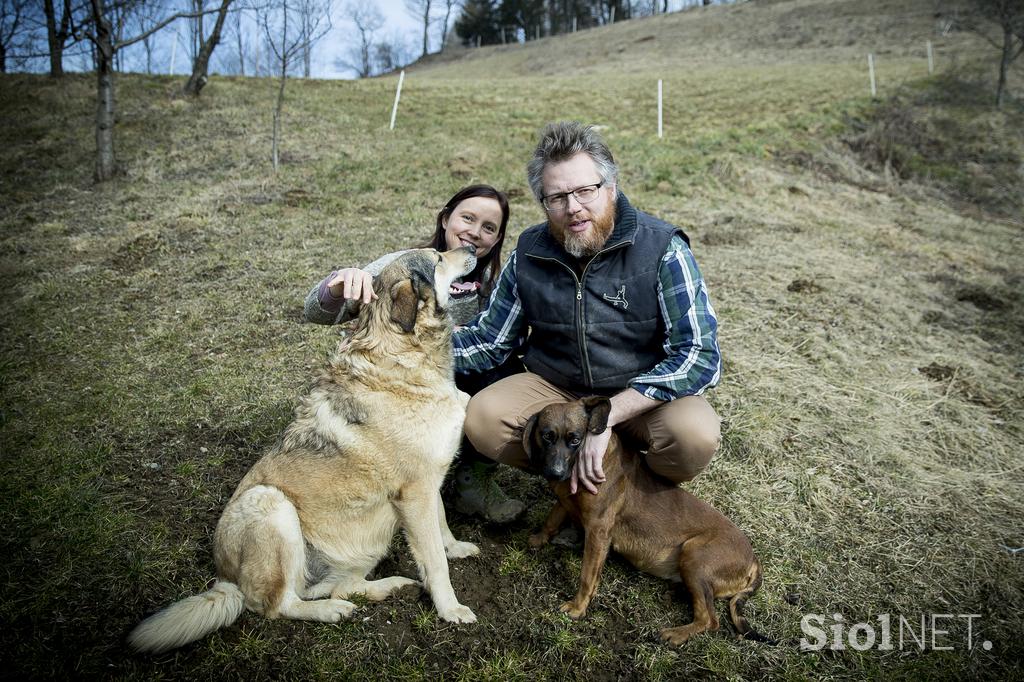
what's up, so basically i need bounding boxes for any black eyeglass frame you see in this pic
[541,181,605,212]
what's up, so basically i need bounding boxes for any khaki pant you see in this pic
[463,372,721,484]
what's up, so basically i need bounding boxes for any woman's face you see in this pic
[442,195,504,258]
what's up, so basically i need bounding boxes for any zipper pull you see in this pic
[576,285,582,301]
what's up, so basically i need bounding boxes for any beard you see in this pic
[551,200,616,259]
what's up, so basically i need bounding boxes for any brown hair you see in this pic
[420,184,510,293]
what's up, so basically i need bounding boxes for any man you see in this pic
[452,121,721,509]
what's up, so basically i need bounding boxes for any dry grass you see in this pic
[1,0,1022,678]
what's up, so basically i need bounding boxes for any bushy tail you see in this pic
[728,560,777,645]
[128,580,245,654]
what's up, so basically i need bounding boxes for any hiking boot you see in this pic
[452,461,525,523]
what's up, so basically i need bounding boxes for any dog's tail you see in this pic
[128,580,245,654]
[728,559,777,645]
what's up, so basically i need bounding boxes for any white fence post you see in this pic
[868,53,877,97]
[658,79,663,139]
[170,25,179,75]
[389,70,405,131]
[927,40,934,74]
[572,16,577,33]
[610,6,616,23]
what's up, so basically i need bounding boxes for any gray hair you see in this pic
[526,121,619,203]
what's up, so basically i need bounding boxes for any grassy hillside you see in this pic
[1,0,1022,678]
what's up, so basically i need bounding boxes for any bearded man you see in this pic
[451,121,721,505]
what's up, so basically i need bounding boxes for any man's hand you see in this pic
[570,428,612,495]
[568,388,664,495]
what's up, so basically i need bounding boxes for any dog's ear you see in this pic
[389,279,420,332]
[520,412,539,454]
[581,396,611,435]
[520,412,544,472]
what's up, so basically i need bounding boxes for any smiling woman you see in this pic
[303,184,509,327]
[303,183,526,524]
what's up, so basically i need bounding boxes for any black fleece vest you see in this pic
[515,193,687,394]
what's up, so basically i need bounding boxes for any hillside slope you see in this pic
[412,0,983,78]
[1,0,1022,678]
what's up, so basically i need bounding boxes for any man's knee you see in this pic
[463,391,507,460]
[646,404,721,483]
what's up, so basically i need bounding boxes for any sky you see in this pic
[317,0,441,79]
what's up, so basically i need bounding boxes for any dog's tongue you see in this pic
[449,281,480,295]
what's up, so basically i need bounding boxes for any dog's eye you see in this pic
[541,430,556,444]
[568,434,582,447]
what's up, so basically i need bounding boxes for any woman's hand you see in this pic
[328,268,377,305]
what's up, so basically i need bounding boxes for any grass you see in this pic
[1,0,1022,678]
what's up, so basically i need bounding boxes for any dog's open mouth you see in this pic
[449,281,480,297]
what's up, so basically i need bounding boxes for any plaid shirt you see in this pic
[453,234,721,401]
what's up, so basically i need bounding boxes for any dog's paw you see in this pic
[445,540,480,559]
[322,599,358,622]
[527,532,549,550]
[659,625,698,647]
[559,600,587,620]
[438,603,477,624]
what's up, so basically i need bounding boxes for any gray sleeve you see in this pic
[302,250,408,326]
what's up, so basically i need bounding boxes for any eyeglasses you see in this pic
[541,181,604,212]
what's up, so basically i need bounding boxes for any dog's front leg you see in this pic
[437,490,480,559]
[529,501,568,550]
[396,483,477,623]
[560,522,612,620]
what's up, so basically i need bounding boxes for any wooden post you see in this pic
[927,40,934,74]
[389,70,405,131]
[657,79,663,139]
[868,53,876,97]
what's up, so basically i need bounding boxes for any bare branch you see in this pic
[114,5,226,50]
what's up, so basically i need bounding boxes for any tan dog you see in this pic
[523,397,771,646]
[129,248,480,654]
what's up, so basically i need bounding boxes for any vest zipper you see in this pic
[528,238,633,389]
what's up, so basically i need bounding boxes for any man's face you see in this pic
[541,153,616,259]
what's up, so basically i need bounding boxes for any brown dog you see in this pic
[522,396,771,646]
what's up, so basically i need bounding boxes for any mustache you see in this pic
[552,207,615,258]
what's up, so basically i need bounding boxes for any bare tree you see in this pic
[85,0,225,180]
[183,0,234,95]
[295,0,331,76]
[219,4,246,74]
[404,0,431,57]
[41,0,86,76]
[129,0,167,73]
[258,0,331,171]
[334,0,381,77]
[374,28,410,72]
[964,0,1024,106]
[437,0,457,50]
[0,0,32,72]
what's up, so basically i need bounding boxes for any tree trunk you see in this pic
[236,13,244,76]
[439,1,452,50]
[92,0,117,182]
[183,0,232,96]
[996,24,1012,107]
[271,4,288,172]
[272,67,286,171]
[44,0,65,77]
[421,0,431,56]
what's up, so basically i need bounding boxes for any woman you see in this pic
[304,184,524,523]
